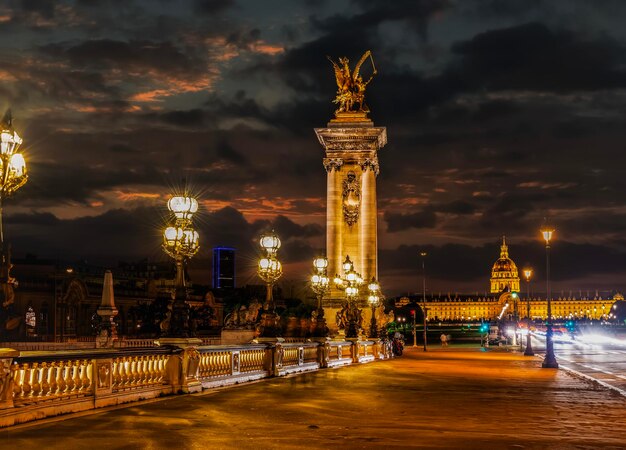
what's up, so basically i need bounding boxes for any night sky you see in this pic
[2,0,626,296]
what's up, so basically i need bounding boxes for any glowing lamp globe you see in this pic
[0,130,21,155]
[523,268,533,281]
[168,196,198,219]
[164,226,181,245]
[342,256,353,272]
[368,294,379,305]
[368,279,379,293]
[313,257,328,271]
[346,272,356,282]
[260,232,281,254]
[9,153,26,177]
[311,274,321,284]
[541,226,555,244]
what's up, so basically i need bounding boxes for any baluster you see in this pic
[21,363,32,399]
[73,360,83,392]
[131,356,139,385]
[112,358,121,389]
[64,361,75,393]
[138,356,147,386]
[40,362,51,398]
[158,356,166,383]
[81,360,91,391]
[47,362,58,397]
[120,358,129,387]
[56,361,67,395]
[12,364,23,400]
[145,356,154,384]
[30,362,42,398]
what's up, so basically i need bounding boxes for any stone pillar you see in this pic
[0,349,17,410]
[156,338,202,393]
[315,117,387,309]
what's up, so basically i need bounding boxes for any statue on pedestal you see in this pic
[327,50,377,115]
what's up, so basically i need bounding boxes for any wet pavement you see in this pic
[2,346,626,449]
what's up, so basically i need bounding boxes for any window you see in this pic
[25,306,36,328]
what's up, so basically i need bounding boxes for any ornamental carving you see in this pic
[97,362,111,389]
[360,158,379,175]
[342,171,360,226]
[323,158,343,172]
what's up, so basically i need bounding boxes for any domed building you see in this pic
[490,236,520,294]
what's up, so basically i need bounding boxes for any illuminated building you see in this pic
[213,247,235,289]
[392,240,623,322]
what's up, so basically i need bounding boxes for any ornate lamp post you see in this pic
[310,256,330,337]
[0,111,27,337]
[334,255,364,338]
[523,268,534,356]
[541,224,558,369]
[162,195,200,337]
[258,231,283,338]
[367,277,380,338]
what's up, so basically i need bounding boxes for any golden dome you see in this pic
[490,236,520,293]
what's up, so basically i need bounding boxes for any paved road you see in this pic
[3,347,626,449]
[530,333,626,394]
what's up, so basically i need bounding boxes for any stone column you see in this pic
[324,158,343,301]
[359,159,379,282]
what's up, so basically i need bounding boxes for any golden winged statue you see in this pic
[327,50,377,115]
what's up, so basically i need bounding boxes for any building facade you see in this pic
[394,240,623,321]
[212,247,235,289]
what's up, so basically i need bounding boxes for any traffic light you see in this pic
[480,323,489,333]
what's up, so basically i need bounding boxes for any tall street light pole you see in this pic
[523,268,534,356]
[541,224,558,369]
[420,251,427,351]
[367,278,380,338]
[310,257,330,337]
[162,195,200,338]
[258,231,283,338]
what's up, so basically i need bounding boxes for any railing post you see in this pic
[272,342,284,376]
[318,341,330,368]
[93,358,112,406]
[156,338,202,394]
[0,349,18,410]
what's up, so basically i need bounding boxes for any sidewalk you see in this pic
[3,347,626,449]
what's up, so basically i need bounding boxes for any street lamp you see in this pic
[334,255,364,338]
[162,194,200,337]
[541,223,558,369]
[367,277,380,338]
[310,256,330,337]
[420,251,428,351]
[258,230,283,338]
[523,268,534,356]
[0,111,27,339]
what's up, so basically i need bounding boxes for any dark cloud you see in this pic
[193,0,236,15]
[451,22,626,92]
[385,210,437,232]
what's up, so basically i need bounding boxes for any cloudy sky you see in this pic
[1,0,626,296]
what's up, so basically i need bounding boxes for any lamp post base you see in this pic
[524,334,534,356]
[542,353,559,368]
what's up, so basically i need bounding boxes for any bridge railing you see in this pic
[0,338,392,428]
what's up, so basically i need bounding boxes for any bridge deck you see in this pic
[5,347,626,449]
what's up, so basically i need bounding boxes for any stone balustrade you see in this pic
[0,338,393,428]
